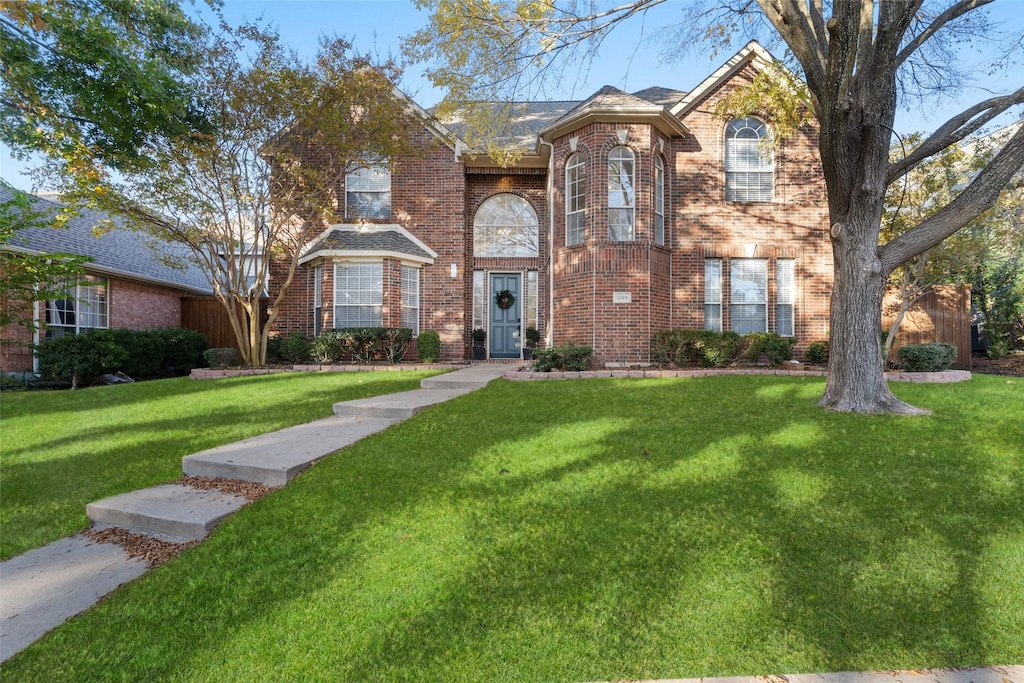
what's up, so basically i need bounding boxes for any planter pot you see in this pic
[523,348,533,361]
[473,346,486,360]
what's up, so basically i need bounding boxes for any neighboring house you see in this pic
[271,40,833,364]
[0,186,212,374]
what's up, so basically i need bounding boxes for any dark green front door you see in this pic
[489,273,521,359]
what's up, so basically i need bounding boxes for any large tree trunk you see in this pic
[817,213,928,415]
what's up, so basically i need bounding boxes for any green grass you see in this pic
[0,371,440,560]
[3,374,1023,681]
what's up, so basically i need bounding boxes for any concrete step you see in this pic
[334,387,475,419]
[86,484,248,542]
[183,415,398,486]
[420,364,514,390]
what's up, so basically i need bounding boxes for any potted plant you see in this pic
[523,326,541,360]
[472,327,486,360]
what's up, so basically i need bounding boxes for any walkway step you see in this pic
[420,363,514,390]
[86,484,248,542]
[0,536,148,663]
[334,387,475,419]
[183,414,398,486]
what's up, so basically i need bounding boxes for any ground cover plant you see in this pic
[0,370,439,560]
[3,374,1022,680]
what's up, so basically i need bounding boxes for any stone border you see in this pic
[506,367,972,383]
[189,363,462,380]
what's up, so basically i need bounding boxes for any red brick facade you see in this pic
[1,273,198,373]
[269,47,834,366]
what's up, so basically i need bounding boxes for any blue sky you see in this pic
[3,0,1023,192]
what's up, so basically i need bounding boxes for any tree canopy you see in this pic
[0,0,212,178]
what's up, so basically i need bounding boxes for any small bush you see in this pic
[651,329,743,368]
[37,330,129,389]
[897,343,957,372]
[744,332,795,366]
[310,328,413,364]
[278,331,312,363]
[204,347,238,368]
[105,328,206,378]
[806,340,829,364]
[0,374,30,392]
[531,343,593,372]
[417,330,441,363]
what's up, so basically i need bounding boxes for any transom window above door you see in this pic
[473,194,539,257]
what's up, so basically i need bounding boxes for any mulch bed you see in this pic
[83,476,274,567]
[971,353,1024,377]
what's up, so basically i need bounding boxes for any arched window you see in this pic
[725,117,773,202]
[566,153,585,246]
[654,155,665,245]
[608,146,635,241]
[473,194,539,257]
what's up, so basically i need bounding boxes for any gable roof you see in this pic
[0,185,212,295]
[538,85,690,141]
[670,41,777,118]
[299,223,437,265]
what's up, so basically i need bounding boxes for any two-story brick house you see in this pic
[271,41,833,365]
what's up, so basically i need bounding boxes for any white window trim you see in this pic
[608,146,635,241]
[566,153,585,246]
[345,164,392,220]
[704,259,722,332]
[730,258,769,334]
[473,193,540,257]
[725,117,774,203]
[654,155,665,245]
[401,265,420,336]
[45,277,109,338]
[333,262,383,328]
[776,259,795,337]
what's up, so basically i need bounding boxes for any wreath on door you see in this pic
[494,289,516,310]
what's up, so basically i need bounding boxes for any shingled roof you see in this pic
[0,185,212,294]
[299,223,437,265]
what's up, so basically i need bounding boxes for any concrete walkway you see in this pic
[1,364,509,663]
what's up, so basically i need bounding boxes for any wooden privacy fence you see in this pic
[181,297,269,354]
[882,284,971,370]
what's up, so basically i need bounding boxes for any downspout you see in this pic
[539,139,555,347]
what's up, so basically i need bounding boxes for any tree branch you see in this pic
[896,0,994,69]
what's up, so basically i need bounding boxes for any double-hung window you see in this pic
[776,259,795,337]
[334,263,383,328]
[607,146,635,241]
[566,153,586,246]
[401,265,419,335]
[345,164,391,220]
[730,259,768,334]
[654,155,665,245]
[725,117,773,202]
[704,259,723,332]
[45,277,108,339]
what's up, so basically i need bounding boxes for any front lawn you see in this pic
[0,370,440,560]
[4,374,1023,680]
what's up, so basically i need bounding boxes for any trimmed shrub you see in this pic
[204,347,238,368]
[651,329,743,368]
[806,340,829,364]
[417,330,441,363]
[897,343,957,372]
[311,328,414,364]
[278,331,312,363]
[531,343,593,372]
[105,328,206,378]
[744,332,795,366]
[37,330,129,389]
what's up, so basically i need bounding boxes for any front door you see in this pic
[489,273,521,359]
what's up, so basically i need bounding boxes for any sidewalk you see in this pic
[1,364,510,663]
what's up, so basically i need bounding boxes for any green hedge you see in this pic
[806,340,829,364]
[897,343,957,372]
[311,328,414,364]
[744,332,795,366]
[38,328,206,387]
[416,330,441,363]
[531,343,593,372]
[651,329,743,368]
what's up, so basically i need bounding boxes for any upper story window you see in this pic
[45,276,108,339]
[607,146,635,241]
[725,117,774,202]
[654,155,665,245]
[473,193,539,257]
[566,153,586,246]
[345,164,391,220]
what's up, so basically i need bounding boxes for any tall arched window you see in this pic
[473,194,539,257]
[566,153,586,246]
[608,146,635,241]
[654,155,665,245]
[725,117,773,202]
